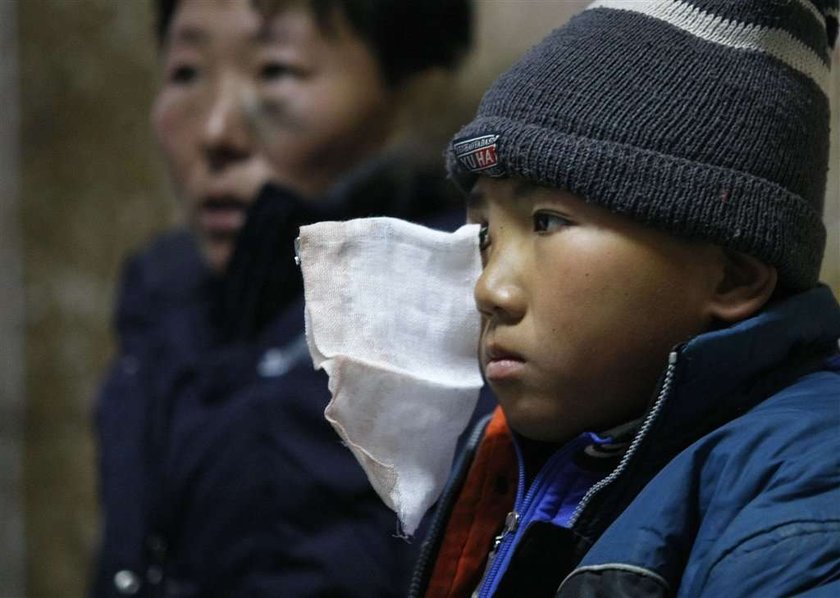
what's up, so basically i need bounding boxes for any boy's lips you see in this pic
[483,343,526,382]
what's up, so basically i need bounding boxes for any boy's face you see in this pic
[152,0,394,272]
[468,177,725,442]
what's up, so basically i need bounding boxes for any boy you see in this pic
[411,1,840,596]
[93,1,484,596]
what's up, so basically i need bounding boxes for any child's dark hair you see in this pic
[154,0,473,86]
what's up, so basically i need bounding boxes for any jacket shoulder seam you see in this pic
[706,519,840,579]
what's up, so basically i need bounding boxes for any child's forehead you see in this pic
[468,177,579,209]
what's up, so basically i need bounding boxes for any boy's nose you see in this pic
[474,251,527,323]
[202,78,252,171]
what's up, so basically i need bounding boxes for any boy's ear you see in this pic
[707,250,778,323]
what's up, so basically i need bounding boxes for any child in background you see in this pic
[411,1,840,596]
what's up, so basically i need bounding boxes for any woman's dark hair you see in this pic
[155,0,473,86]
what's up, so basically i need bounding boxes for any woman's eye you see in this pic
[169,64,199,85]
[533,212,571,233]
[478,224,491,250]
[260,62,297,81]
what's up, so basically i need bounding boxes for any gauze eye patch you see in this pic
[298,217,484,535]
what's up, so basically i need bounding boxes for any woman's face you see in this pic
[152,0,395,271]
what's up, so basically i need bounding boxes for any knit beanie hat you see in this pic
[448,0,839,290]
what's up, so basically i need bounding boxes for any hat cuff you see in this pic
[447,117,825,290]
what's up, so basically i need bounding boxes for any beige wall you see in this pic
[17,2,840,597]
[20,2,172,596]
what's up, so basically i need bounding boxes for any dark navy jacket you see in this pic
[415,285,840,597]
[93,161,494,597]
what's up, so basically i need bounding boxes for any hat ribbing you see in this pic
[449,0,839,290]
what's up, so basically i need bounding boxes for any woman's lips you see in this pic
[198,198,247,237]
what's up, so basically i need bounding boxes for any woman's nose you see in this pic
[201,77,253,171]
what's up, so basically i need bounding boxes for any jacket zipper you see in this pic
[568,350,679,528]
[476,428,587,597]
[472,510,520,597]
[475,460,529,598]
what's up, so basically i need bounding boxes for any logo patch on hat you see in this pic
[453,134,503,175]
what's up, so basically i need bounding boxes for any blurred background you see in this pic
[0,1,837,596]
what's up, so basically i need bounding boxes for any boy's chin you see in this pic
[498,394,582,445]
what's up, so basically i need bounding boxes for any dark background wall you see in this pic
[1,0,24,595]
[8,1,838,597]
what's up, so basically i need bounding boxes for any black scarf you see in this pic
[215,156,456,342]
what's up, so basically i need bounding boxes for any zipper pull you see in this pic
[489,511,519,560]
[472,511,520,597]
[503,510,520,534]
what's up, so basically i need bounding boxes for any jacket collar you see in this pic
[568,285,840,548]
[660,285,840,440]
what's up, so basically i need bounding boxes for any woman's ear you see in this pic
[707,250,778,323]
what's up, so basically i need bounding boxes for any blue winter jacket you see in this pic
[416,285,840,597]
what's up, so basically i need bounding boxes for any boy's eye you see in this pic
[478,224,490,251]
[169,64,200,85]
[533,211,572,233]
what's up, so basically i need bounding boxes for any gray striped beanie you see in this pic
[448,0,839,290]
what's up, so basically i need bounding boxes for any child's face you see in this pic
[468,177,725,442]
[247,3,397,197]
